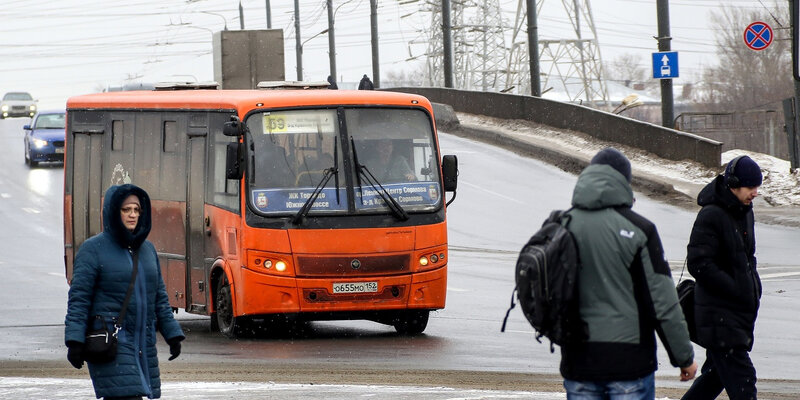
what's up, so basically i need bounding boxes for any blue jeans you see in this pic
[564,373,655,400]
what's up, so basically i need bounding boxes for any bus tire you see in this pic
[393,310,429,335]
[215,274,246,338]
[209,312,219,332]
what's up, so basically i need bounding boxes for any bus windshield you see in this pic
[246,107,441,217]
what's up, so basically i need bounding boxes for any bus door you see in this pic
[186,121,207,313]
[68,116,106,277]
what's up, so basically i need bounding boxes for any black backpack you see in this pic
[501,209,583,352]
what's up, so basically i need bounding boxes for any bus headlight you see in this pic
[416,248,447,271]
[248,250,292,275]
[275,261,287,272]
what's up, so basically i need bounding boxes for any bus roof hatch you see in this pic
[153,81,220,91]
[256,81,329,90]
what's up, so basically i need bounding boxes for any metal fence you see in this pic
[674,110,788,160]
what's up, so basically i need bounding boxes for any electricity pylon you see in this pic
[423,1,469,88]
[464,0,508,91]
[422,0,609,105]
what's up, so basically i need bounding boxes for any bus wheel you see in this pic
[215,274,244,338]
[393,310,429,335]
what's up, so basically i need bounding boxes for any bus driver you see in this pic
[364,139,416,183]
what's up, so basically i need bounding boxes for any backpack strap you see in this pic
[500,288,517,332]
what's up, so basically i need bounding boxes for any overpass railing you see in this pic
[390,87,721,168]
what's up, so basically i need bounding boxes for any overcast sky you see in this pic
[0,0,782,109]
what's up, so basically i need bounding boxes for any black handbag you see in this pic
[676,259,697,344]
[83,251,138,364]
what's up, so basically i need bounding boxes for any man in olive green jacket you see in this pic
[560,148,697,399]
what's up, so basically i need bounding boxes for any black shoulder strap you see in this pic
[115,250,139,329]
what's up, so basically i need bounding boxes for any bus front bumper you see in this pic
[236,266,447,317]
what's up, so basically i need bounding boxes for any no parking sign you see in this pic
[743,21,773,51]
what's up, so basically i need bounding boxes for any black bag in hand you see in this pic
[676,279,697,344]
[83,316,118,364]
[83,251,138,364]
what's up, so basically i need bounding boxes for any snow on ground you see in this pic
[0,377,567,400]
[457,113,800,207]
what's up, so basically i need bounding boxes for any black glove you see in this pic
[66,342,84,369]
[167,337,183,361]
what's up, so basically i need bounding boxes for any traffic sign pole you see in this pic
[790,0,800,170]
[793,0,800,81]
[657,0,674,128]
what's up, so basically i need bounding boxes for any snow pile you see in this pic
[729,150,800,207]
[457,113,800,207]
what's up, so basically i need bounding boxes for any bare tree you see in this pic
[604,53,648,88]
[698,2,792,112]
[384,67,425,88]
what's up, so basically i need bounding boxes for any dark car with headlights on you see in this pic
[24,110,65,167]
[1,92,37,119]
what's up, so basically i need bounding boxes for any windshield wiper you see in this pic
[292,141,340,225]
[349,137,409,221]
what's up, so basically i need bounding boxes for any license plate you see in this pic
[55,148,64,154]
[332,281,378,294]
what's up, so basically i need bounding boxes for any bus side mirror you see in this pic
[223,117,244,137]
[442,154,458,192]
[226,142,243,179]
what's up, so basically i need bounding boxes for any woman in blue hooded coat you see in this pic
[65,184,185,400]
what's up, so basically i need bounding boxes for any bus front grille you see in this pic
[296,254,410,277]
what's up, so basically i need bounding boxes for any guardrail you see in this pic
[389,87,721,168]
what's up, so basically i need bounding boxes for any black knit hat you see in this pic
[724,155,762,188]
[590,147,632,182]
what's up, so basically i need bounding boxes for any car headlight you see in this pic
[33,138,48,148]
[1,105,7,112]
[30,105,37,111]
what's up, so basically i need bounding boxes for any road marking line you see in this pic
[761,272,800,279]
[460,181,525,205]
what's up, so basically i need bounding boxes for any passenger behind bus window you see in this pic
[253,141,296,188]
[363,139,416,183]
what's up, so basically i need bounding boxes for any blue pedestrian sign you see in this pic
[652,51,679,79]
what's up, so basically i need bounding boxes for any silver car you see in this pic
[1,92,37,119]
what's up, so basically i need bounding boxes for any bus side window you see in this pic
[209,113,239,211]
[112,120,124,151]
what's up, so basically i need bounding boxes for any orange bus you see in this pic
[64,83,458,337]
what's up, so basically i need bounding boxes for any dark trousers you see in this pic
[682,348,757,400]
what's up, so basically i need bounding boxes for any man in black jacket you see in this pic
[682,155,763,400]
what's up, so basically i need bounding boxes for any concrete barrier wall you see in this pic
[390,87,722,168]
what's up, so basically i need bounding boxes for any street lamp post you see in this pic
[295,0,302,81]
[201,11,228,31]
[239,1,245,30]
[298,29,330,81]
[327,0,336,86]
